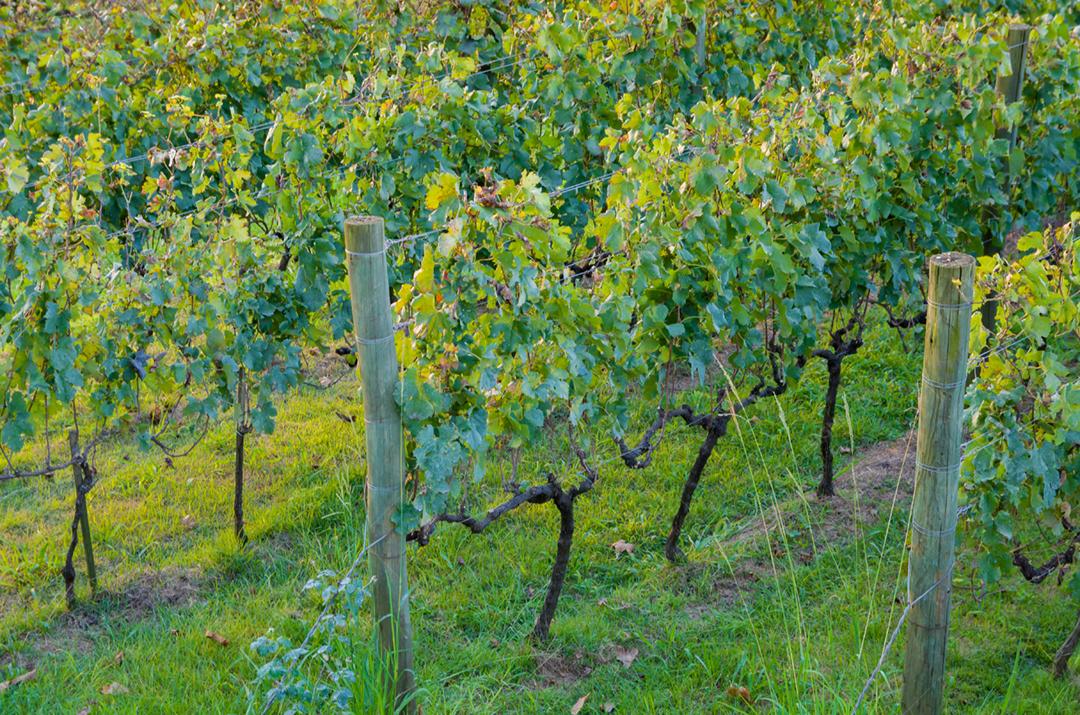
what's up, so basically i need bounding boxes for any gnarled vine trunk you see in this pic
[62,430,96,608]
[234,369,249,545]
[234,428,247,544]
[665,425,722,562]
[1053,608,1080,679]
[817,356,842,497]
[533,492,575,641]
[814,303,867,498]
[619,356,793,564]
[408,444,598,643]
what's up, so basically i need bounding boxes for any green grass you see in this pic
[1,321,1078,713]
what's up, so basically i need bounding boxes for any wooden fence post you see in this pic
[693,6,707,97]
[902,253,975,714]
[980,24,1031,342]
[695,9,707,69]
[992,24,1031,151]
[980,22,1030,259]
[344,216,417,712]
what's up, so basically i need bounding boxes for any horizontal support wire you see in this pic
[911,518,957,537]
[921,375,965,390]
[365,482,404,493]
[925,298,973,310]
[356,334,394,346]
[914,460,960,475]
[345,248,386,258]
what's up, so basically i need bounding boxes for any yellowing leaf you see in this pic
[140,174,160,196]
[425,172,459,211]
[437,217,464,257]
[414,246,435,293]
[450,56,477,81]
[4,158,29,193]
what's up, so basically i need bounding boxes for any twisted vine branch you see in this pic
[407,428,597,641]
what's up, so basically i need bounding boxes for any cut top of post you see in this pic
[344,216,385,255]
[930,252,975,270]
[923,253,975,401]
[926,254,975,313]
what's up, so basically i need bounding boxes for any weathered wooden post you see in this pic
[992,24,1031,150]
[902,253,975,714]
[344,216,417,712]
[980,24,1031,344]
[693,5,707,97]
[695,9,707,69]
[981,22,1030,261]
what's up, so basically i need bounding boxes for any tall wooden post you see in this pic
[981,22,1031,260]
[695,10,706,69]
[344,216,416,711]
[902,253,975,714]
[980,24,1031,351]
[694,6,707,95]
[992,25,1031,150]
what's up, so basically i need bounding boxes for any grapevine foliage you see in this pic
[0,0,1078,652]
[963,218,1079,594]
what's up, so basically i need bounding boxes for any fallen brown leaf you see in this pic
[113,650,124,665]
[613,645,638,668]
[725,685,752,704]
[570,693,589,714]
[205,630,230,647]
[610,539,634,556]
[100,682,129,695]
[0,668,36,693]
